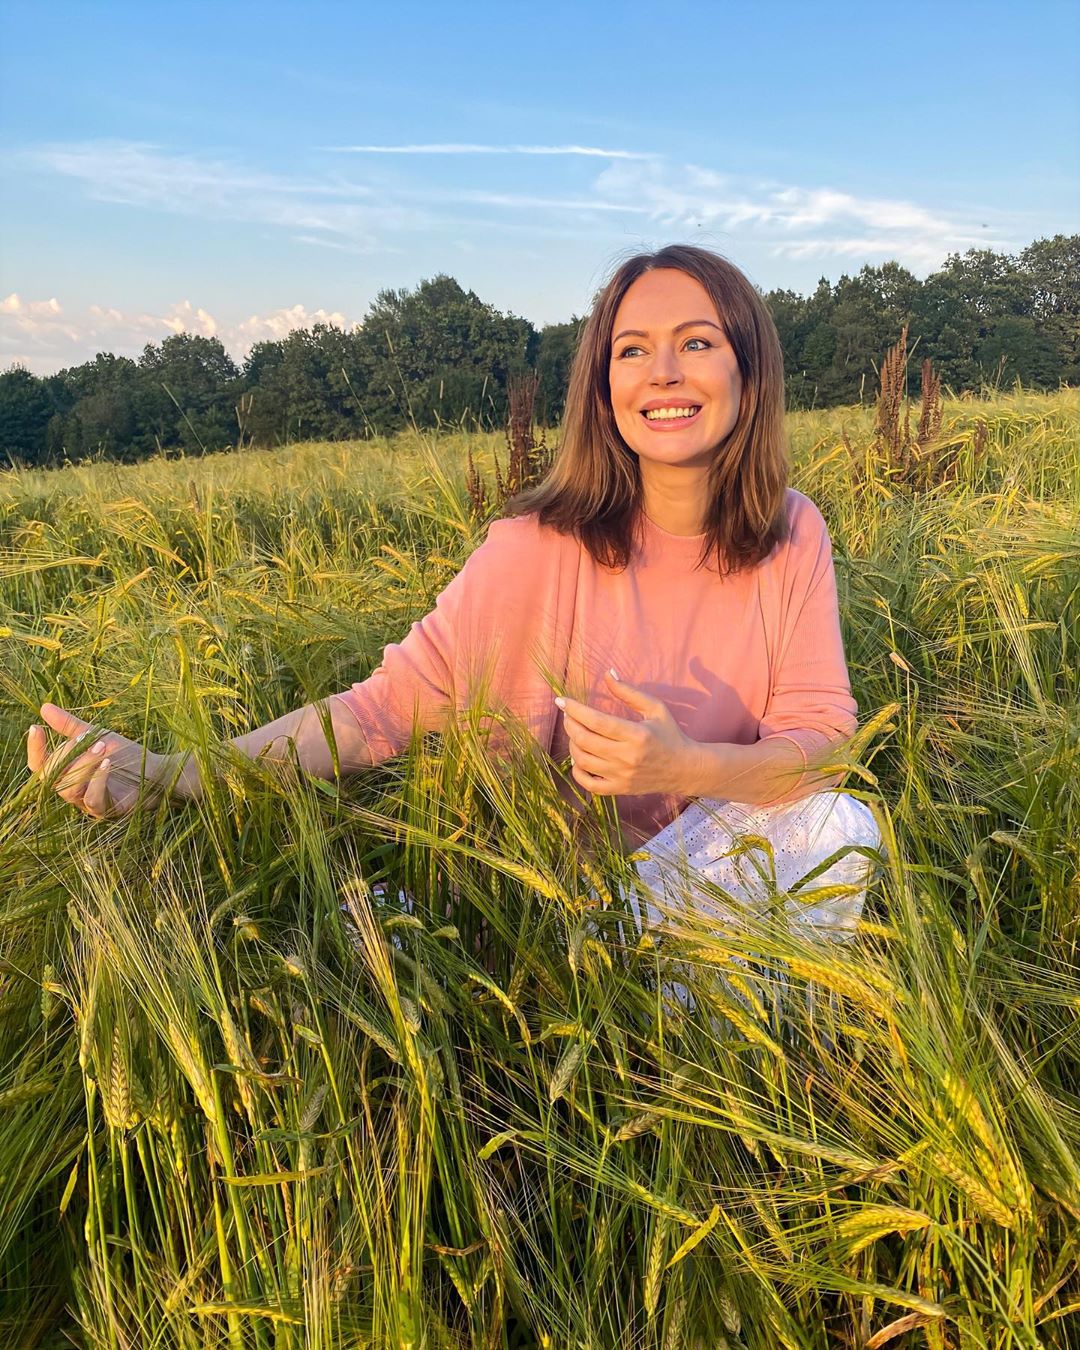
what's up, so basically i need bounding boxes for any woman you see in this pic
[26,245,881,931]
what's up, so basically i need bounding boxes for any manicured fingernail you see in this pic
[100,758,111,771]
[554,697,566,709]
[90,741,105,755]
[609,667,620,680]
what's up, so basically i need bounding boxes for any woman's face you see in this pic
[607,268,743,471]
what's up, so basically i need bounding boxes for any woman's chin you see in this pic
[633,443,716,471]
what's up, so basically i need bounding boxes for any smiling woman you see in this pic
[509,245,789,571]
[27,244,882,932]
[610,272,745,510]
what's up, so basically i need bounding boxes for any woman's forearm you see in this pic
[684,735,836,807]
[169,695,375,802]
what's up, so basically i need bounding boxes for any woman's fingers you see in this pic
[40,703,93,740]
[82,757,114,819]
[29,707,98,771]
[568,743,611,776]
[27,706,147,818]
[556,697,627,740]
[564,719,623,759]
[26,724,47,774]
[564,733,614,789]
[34,727,106,803]
[53,743,107,804]
[571,760,613,794]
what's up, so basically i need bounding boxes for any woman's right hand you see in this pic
[26,703,177,818]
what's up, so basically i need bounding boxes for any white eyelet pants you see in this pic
[626,790,885,942]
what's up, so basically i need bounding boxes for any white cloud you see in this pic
[234,304,348,345]
[160,300,218,338]
[324,143,654,159]
[1,294,354,375]
[589,160,1011,270]
[430,187,647,215]
[1,293,83,356]
[2,293,63,318]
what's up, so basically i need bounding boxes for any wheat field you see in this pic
[0,390,1078,1348]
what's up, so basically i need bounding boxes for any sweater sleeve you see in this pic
[334,515,570,764]
[756,491,858,798]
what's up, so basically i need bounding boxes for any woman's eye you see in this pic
[614,337,711,358]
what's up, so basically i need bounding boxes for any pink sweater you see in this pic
[337,488,857,840]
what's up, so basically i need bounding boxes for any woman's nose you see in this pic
[649,346,682,384]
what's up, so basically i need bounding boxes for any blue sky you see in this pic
[2,0,1077,373]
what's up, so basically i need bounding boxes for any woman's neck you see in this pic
[640,466,710,536]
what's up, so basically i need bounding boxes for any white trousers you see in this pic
[625,791,884,942]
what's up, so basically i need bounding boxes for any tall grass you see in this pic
[0,390,1078,1347]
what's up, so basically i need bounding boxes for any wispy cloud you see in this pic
[18,140,659,253]
[22,141,427,248]
[324,143,654,159]
[23,139,1010,270]
[591,160,1008,267]
[1,292,351,374]
[419,187,648,215]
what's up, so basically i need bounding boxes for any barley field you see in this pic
[1,389,1078,1348]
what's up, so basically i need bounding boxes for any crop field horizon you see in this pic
[1,388,1078,1347]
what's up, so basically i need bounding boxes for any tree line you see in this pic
[1,235,1076,466]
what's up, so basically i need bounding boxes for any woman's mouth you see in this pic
[640,405,702,428]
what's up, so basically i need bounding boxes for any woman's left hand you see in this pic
[557,669,697,797]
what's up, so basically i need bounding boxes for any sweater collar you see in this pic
[640,512,713,567]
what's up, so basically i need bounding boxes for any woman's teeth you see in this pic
[643,406,700,421]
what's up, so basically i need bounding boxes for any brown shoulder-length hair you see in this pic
[504,244,790,573]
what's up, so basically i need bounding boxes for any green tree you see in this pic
[44,353,141,462]
[801,322,838,396]
[764,286,811,406]
[914,248,1030,390]
[1018,234,1080,384]
[820,263,919,405]
[137,334,240,453]
[357,275,536,431]
[534,320,581,426]
[976,317,1062,388]
[243,325,368,446]
[0,366,55,463]
[766,278,836,408]
[938,248,1031,318]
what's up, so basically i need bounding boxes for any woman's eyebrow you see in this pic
[612,319,724,343]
